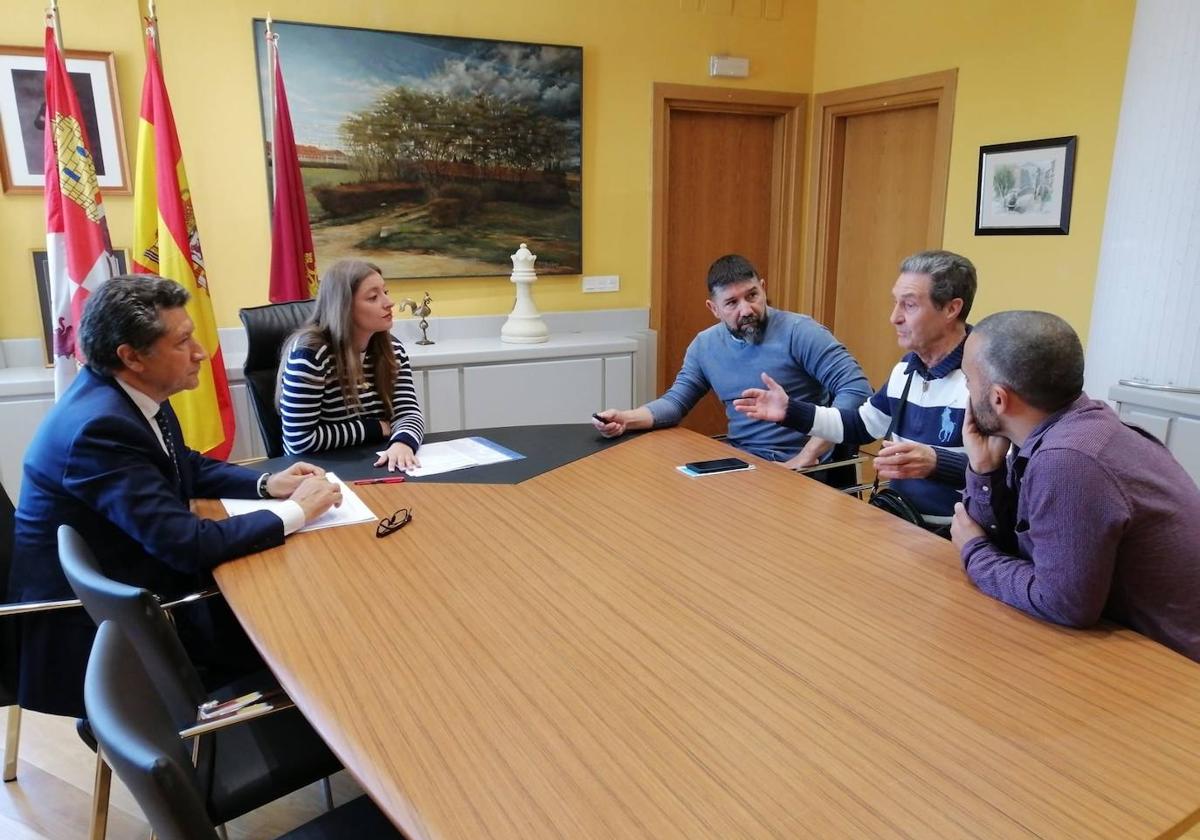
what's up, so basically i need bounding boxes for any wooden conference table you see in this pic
[212,426,1200,839]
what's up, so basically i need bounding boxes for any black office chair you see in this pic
[58,524,341,837]
[86,621,402,840]
[795,440,862,489]
[0,478,83,783]
[3,482,226,840]
[0,478,22,782]
[240,300,315,458]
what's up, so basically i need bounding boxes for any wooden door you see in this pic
[652,85,806,438]
[664,110,775,436]
[832,104,939,387]
[806,71,957,391]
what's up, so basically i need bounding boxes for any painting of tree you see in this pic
[991,165,1015,202]
[254,20,582,279]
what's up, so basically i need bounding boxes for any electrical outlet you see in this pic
[582,275,620,293]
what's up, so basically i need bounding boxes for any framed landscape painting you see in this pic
[252,20,582,279]
[975,135,1077,235]
[0,45,129,194]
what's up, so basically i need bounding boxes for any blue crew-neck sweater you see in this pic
[645,308,871,461]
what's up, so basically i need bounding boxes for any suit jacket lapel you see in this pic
[99,373,188,497]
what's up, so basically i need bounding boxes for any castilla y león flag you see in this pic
[132,23,234,459]
[43,23,119,399]
[267,29,317,302]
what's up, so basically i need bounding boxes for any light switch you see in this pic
[582,275,620,293]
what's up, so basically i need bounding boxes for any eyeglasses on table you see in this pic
[376,507,413,538]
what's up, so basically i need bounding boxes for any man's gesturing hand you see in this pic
[733,372,788,423]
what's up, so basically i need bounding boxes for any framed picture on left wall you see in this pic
[0,45,130,194]
[32,248,129,366]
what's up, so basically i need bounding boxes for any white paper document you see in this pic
[221,473,376,533]
[401,437,524,477]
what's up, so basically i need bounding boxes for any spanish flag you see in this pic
[132,20,234,458]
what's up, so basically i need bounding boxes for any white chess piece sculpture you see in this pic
[500,242,549,344]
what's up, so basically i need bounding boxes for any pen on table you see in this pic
[352,477,406,486]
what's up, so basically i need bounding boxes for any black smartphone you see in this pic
[685,457,752,474]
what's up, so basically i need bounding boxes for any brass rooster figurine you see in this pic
[397,292,434,345]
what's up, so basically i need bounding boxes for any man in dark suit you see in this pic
[7,275,342,716]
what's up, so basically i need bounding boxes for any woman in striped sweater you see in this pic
[276,259,425,471]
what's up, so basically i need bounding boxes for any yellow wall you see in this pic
[0,0,816,339]
[812,0,1135,344]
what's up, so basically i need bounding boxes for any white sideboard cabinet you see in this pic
[0,315,654,497]
[1109,381,1200,486]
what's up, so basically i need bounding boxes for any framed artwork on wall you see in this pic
[0,45,130,194]
[32,248,129,366]
[251,19,583,280]
[975,135,1077,235]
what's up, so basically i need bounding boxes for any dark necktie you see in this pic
[153,409,180,482]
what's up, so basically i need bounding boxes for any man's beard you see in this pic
[730,311,767,344]
[971,394,1003,436]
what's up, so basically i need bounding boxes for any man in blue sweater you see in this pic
[593,254,871,467]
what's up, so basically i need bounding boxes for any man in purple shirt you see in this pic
[950,310,1200,662]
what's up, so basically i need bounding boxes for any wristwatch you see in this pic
[257,472,272,499]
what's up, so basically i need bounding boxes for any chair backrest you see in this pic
[85,621,219,840]
[57,525,206,725]
[0,479,14,592]
[0,480,17,705]
[239,300,315,458]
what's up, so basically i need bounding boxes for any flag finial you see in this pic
[47,0,63,49]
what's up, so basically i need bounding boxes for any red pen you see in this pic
[352,476,406,486]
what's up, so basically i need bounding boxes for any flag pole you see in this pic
[266,14,276,161]
[47,0,64,50]
[146,0,161,63]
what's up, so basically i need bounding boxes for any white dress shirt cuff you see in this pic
[270,500,307,536]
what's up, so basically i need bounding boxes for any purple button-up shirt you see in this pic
[961,393,1200,662]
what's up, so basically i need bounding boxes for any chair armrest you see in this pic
[0,598,81,617]
[842,480,886,496]
[180,687,295,738]
[793,455,866,475]
[158,587,222,611]
[0,586,220,619]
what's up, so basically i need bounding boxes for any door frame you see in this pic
[802,69,957,325]
[651,83,806,390]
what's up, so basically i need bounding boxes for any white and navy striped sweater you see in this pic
[783,335,970,518]
[279,335,425,456]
